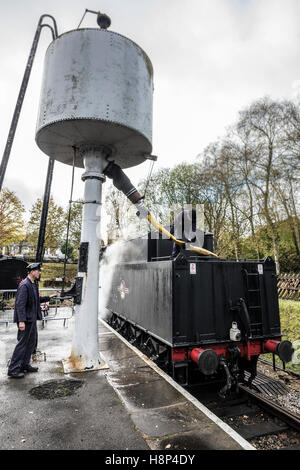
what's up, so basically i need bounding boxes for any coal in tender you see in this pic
[29,379,84,400]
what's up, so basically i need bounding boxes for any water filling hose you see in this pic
[146,211,218,257]
[104,162,218,257]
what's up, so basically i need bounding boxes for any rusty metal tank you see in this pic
[35,28,153,169]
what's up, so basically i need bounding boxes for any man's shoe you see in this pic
[23,365,38,373]
[8,371,25,379]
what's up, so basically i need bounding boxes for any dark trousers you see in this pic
[8,321,37,373]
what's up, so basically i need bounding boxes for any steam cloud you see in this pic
[99,238,145,319]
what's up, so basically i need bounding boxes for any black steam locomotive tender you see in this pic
[105,232,294,394]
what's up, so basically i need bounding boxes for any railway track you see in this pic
[189,373,300,450]
[109,321,300,449]
[239,384,300,432]
[258,357,300,379]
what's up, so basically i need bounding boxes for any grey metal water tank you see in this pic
[35,28,153,169]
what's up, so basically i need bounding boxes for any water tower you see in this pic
[35,12,154,371]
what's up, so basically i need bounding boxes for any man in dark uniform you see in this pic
[7,263,56,378]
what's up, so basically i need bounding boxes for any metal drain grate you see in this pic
[243,372,288,396]
[29,379,84,400]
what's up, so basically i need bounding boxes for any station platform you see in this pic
[0,314,254,450]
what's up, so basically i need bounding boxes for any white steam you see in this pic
[98,239,145,320]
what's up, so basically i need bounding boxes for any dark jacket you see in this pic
[13,277,50,323]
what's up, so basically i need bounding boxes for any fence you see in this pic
[277,273,300,301]
[0,289,74,327]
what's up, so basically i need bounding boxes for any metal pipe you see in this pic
[0,14,59,266]
[35,158,55,262]
[64,147,107,372]
[219,358,233,398]
[61,148,76,290]
[0,15,58,191]
[34,19,58,264]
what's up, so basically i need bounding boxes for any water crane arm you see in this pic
[103,161,142,203]
[0,15,58,191]
[103,162,218,257]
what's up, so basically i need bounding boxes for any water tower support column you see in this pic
[63,146,108,372]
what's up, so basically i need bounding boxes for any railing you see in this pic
[0,288,74,327]
[277,273,300,301]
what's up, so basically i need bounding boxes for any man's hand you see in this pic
[50,293,57,299]
[19,322,25,331]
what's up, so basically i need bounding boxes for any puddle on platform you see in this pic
[29,379,84,400]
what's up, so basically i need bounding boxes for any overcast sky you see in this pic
[1,0,300,217]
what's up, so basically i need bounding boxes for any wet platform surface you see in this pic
[0,314,252,450]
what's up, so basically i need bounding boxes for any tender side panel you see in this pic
[173,261,243,345]
[106,261,173,345]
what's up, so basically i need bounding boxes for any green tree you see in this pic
[0,189,25,247]
[64,201,83,254]
[27,196,65,253]
[60,241,74,259]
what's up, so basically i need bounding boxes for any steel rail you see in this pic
[239,383,300,432]
[258,357,300,379]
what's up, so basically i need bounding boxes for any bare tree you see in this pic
[236,97,291,273]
